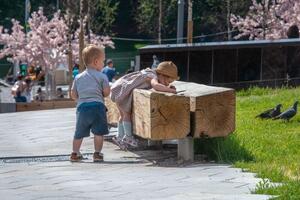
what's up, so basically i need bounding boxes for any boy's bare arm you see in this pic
[102,87,111,97]
[71,80,78,100]
[71,90,78,100]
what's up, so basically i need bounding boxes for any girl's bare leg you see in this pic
[116,104,125,139]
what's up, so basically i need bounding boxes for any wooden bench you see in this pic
[16,99,76,112]
[105,81,236,161]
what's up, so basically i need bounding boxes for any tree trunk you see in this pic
[68,42,73,96]
[45,68,56,100]
[187,0,193,43]
[79,0,85,72]
[67,0,73,96]
[86,0,91,44]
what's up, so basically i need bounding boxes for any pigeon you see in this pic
[273,101,298,121]
[256,104,282,119]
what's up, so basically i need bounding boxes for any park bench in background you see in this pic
[0,99,76,113]
[16,99,76,112]
[106,81,236,161]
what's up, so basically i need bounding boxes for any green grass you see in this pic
[195,86,300,199]
[106,40,151,74]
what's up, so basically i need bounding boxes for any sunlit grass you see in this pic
[195,86,300,199]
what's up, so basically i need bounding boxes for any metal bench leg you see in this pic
[147,140,162,147]
[178,137,194,161]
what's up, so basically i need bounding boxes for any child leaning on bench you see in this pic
[70,45,110,162]
[110,61,179,149]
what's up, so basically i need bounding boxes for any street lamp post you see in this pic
[227,0,232,40]
[177,0,184,44]
[158,0,162,44]
[56,0,59,10]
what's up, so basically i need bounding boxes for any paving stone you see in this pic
[0,109,274,199]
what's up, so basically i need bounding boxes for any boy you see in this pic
[70,45,110,162]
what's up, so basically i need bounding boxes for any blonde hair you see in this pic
[82,45,105,66]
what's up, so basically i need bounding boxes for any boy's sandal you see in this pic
[70,152,83,162]
[93,152,104,163]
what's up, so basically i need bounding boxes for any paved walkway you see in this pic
[0,108,271,200]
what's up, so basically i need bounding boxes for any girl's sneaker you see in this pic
[122,136,138,148]
[112,136,128,151]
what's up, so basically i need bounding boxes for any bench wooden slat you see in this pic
[133,89,190,140]
[173,81,236,138]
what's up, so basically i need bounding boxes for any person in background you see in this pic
[287,25,299,38]
[126,68,134,74]
[72,63,80,79]
[56,87,64,99]
[23,77,33,103]
[34,87,46,102]
[27,64,36,81]
[11,75,26,103]
[19,63,27,77]
[35,66,45,86]
[102,59,116,82]
[151,55,160,69]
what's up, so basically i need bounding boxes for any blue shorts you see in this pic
[74,102,109,139]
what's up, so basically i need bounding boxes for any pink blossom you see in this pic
[231,0,300,40]
[0,7,114,70]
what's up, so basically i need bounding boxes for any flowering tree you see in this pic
[230,0,300,40]
[275,0,300,29]
[0,19,26,64]
[71,19,114,62]
[26,8,68,70]
[0,7,114,99]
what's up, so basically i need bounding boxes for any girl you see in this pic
[110,61,178,148]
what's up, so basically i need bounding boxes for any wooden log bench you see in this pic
[132,89,190,140]
[105,97,120,127]
[172,81,235,161]
[172,81,236,138]
[105,81,236,161]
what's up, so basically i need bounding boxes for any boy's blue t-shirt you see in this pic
[102,66,116,82]
[71,67,109,106]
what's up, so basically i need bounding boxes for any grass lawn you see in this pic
[106,40,150,74]
[195,86,300,199]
